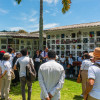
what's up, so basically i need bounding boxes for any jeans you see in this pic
[20,77,32,100]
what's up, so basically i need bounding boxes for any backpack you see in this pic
[26,58,36,82]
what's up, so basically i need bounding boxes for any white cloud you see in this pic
[13,1,17,6]
[29,18,37,22]
[28,23,59,32]
[45,10,50,13]
[9,27,24,31]
[31,10,37,17]
[44,0,58,4]
[0,8,8,14]
[44,23,59,29]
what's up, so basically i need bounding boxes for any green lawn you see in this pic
[9,79,83,100]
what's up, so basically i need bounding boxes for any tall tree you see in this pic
[39,0,43,50]
[15,0,71,50]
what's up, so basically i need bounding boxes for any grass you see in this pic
[9,79,83,100]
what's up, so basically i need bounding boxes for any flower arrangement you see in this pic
[77,45,81,49]
[61,39,66,44]
[90,44,94,49]
[89,32,94,37]
[51,35,55,38]
[77,39,81,43]
[56,34,60,39]
[56,40,60,44]
[71,45,75,49]
[61,45,65,50]
[56,45,60,49]
[72,39,77,43]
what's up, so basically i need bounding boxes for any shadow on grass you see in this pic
[65,78,77,82]
[10,81,38,96]
[10,84,21,95]
[73,95,83,100]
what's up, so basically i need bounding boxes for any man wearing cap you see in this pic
[84,47,100,100]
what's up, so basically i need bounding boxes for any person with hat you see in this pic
[0,53,12,100]
[84,47,100,100]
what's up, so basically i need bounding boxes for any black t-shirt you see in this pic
[33,54,42,64]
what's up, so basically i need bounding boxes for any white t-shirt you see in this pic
[60,58,65,63]
[80,59,92,70]
[1,61,11,75]
[88,62,100,99]
[15,56,34,77]
[9,53,14,67]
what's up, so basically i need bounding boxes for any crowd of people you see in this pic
[0,47,100,100]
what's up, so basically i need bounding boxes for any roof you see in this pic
[0,32,46,38]
[45,22,100,31]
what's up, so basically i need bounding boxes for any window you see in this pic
[97,31,100,36]
[1,45,6,49]
[1,39,7,44]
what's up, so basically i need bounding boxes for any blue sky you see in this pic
[0,0,100,32]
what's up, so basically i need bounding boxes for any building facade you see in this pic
[0,32,46,57]
[45,22,100,60]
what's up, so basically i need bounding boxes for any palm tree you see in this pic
[39,0,43,50]
[16,0,71,50]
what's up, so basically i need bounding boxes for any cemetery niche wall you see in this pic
[45,22,100,60]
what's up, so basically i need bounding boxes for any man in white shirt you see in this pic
[84,47,100,100]
[41,48,48,63]
[38,50,65,100]
[14,48,34,100]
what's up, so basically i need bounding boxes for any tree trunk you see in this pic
[39,0,43,50]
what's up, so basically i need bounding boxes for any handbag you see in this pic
[77,74,82,83]
[10,69,15,80]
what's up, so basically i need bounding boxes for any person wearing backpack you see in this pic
[84,47,100,100]
[14,48,34,100]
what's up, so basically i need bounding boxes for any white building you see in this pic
[0,32,46,57]
[45,22,100,60]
